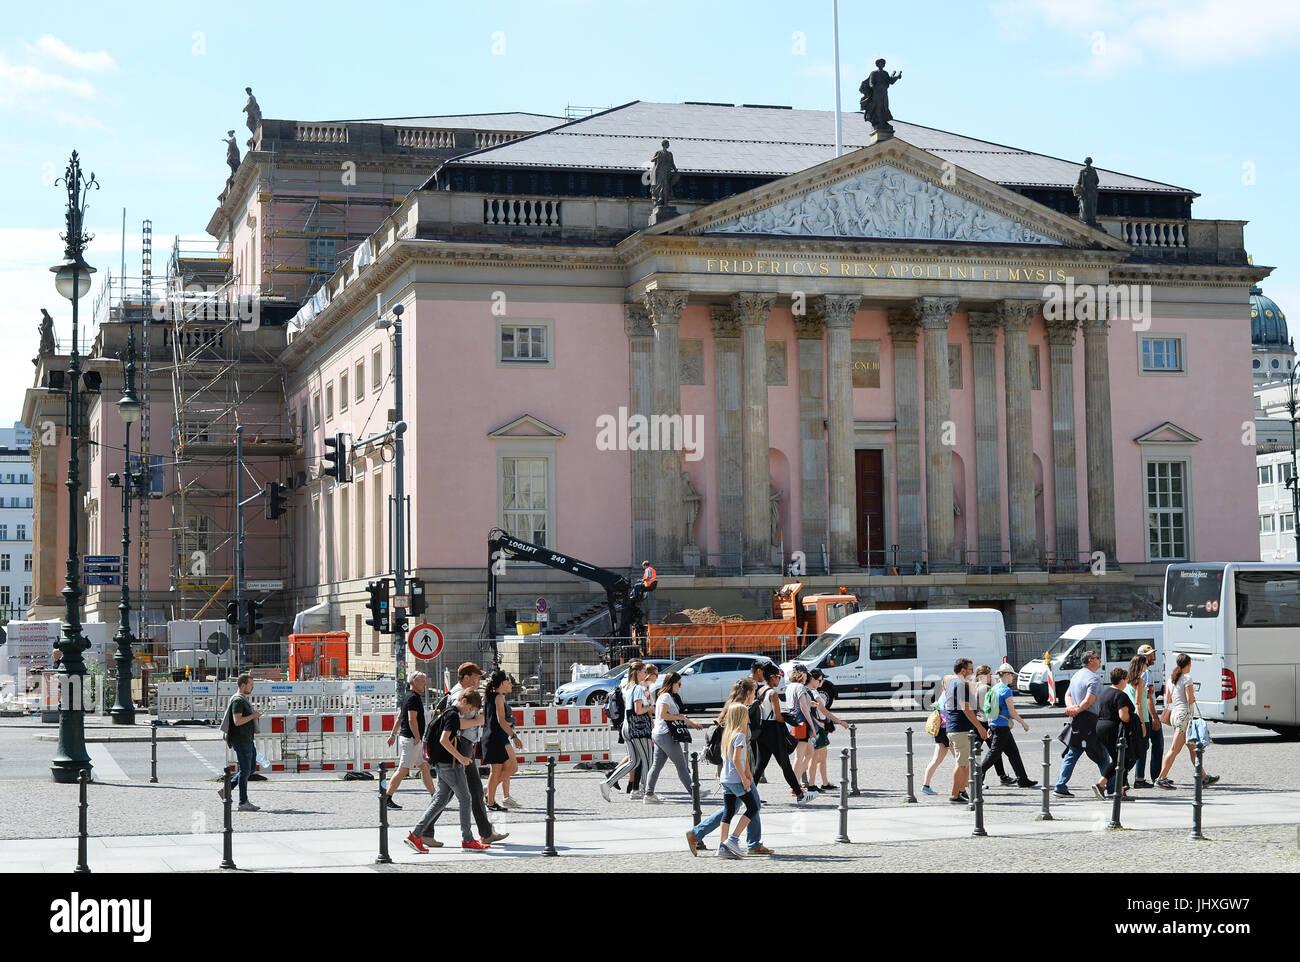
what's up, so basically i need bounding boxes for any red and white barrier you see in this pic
[510,705,612,764]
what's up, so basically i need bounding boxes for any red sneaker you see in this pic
[403,832,429,854]
[462,839,491,851]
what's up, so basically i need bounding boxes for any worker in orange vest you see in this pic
[640,561,658,592]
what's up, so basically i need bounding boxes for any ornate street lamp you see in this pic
[108,325,144,724]
[1288,361,1300,561]
[48,151,97,783]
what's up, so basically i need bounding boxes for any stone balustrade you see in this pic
[395,127,457,148]
[294,123,349,144]
[483,196,562,227]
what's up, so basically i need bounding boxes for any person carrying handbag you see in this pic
[600,661,655,802]
[1155,653,1221,790]
[752,664,812,803]
[643,671,704,802]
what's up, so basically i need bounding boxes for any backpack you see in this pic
[220,699,235,746]
[607,684,626,729]
[748,685,767,735]
[703,724,724,766]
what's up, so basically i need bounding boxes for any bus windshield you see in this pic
[1165,566,1225,618]
[795,630,842,663]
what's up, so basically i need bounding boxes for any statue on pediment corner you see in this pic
[860,58,902,140]
[36,309,56,364]
[1074,157,1100,227]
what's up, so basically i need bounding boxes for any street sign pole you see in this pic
[235,425,245,675]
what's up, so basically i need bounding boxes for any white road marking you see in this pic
[185,742,222,776]
[87,743,129,782]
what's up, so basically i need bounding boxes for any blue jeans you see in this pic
[1140,722,1165,782]
[231,741,257,804]
[691,784,762,849]
[1055,741,1110,791]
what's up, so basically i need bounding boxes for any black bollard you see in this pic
[75,769,90,874]
[688,751,708,851]
[149,722,158,784]
[904,727,917,803]
[1189,742,1206,841]
[542,756,559,857]
[1036,734,1054,821]
[1107,727,1126,830]
[836,749,851,843]
[848,724,861,796]
[967,736,977,811]
[375,762,392,865]
[220,765,236,870]
[971,738,987,836]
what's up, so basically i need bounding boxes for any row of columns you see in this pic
[627,291,1117,571]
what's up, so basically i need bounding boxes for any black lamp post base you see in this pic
[110,707,135,725]
[51,760,93,784]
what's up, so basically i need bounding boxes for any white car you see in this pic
[664,653,773,710]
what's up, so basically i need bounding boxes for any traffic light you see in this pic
[225,601,239,626]
[408,577,426,617]
[322,432,350,483]
[365,580,391,634]
[265,480,288,520]
[243,599,264,636]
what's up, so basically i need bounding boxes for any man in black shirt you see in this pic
[405,690,493,852]
[384,671,433,809]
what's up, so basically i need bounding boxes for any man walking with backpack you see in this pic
[945,659,989,804]
[979,663,1037,789]
[219,673,262,812]
[445,663,510,842]
[405,689,491,852]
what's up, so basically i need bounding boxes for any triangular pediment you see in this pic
[1134,421,1201,444]
[487,414,565,439]
[652,138,1126,250]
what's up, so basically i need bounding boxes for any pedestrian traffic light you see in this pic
[243,599,264,636]
[408,577,426,617]
[322,432,350,483]
[265,480,288,520]
[365,579,391,634]
[225,601,239,626]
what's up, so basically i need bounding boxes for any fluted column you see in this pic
[1046,316,1081,564]
[644,290,688,566]
[817,294,861,570]
[794,310,827,564]
[712,306,743,563]
[735,292,776,567]
[920,296,958,568]
[888,306,923,566]
[968,310,1002,566]
[1083,316,1117,563]
[1000,298,1039,567]
[626,304,655,565]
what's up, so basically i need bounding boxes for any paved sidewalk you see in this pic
[6,788,1298,873]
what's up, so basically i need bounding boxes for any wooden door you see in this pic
[855,449,885,568]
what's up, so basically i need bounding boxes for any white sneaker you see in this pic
[643,793,664,805]
[721,837,745,858]
[238,802,260,812]
[629,790,645,800]
[599,782,612,803]
[502,796,521,809]
[715,841,741,859]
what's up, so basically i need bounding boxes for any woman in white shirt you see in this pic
[600,661,656,802]
[785,666,821,794]
[1155,653,1220,789]
[642,671,703,803]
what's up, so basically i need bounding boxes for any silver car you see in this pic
[552,659,675,706]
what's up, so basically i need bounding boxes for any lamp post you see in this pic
[1288,361,1300,561]
[109,325,142,724]
[49,151,98,783]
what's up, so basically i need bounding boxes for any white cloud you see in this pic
[51,109,112,133]
[33,35,117,72]
[0,55,97,106]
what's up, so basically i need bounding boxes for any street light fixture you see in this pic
[48,151,98,783]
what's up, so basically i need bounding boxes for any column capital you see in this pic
[710,305,741,338]
[1045,315,1079,345]
[624,303,653,338]
[917,295,959,331]
[1082,315,1111,337]
[643,289,688,327]
[732,292,776,327]
[967,310,1000,343]
[813,293,862,330]
[886,305,920,342]
[997,298,1038,333]
[793,314,825,340]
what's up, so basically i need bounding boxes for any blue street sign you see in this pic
[84,555,121,565]
[84,574,121,586]
[83,562,121,571]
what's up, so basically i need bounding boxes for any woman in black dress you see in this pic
[1093,666,1136,800]
[484,671,524,812]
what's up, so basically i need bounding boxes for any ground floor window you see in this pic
[1146,461,1187,560]
[502,457,548,544]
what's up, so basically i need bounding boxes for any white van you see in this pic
[1016,622,1163,706]
[778,608,1007,707]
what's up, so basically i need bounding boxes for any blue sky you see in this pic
[2,0,1298,419]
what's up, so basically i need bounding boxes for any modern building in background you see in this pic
[0,422,35,622]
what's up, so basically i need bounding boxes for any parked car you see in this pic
[552,659,675,706]
[666,653,775,710]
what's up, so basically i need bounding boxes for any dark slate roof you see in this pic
[437,101,1193,194]
[331,112,562,131]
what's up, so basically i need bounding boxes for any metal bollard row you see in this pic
[1189,742,1206,841]
[848,724,861,796]
[971,737,987,837]
[375,762,392,865]
[904,727,917,803]
[1107,727,1126,830]
[542,756,559,857]
[836,749,851,843]
[75,769,91,874]
[149,722,158,784]
[220,765,236,870]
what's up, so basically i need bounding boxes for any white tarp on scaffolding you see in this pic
[292,602,332,635]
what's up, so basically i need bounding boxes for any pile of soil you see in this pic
[659,606,748,626]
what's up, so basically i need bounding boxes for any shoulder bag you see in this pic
[666,694,693,744]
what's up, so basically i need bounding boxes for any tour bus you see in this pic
[778,608,1006,706]
[1163,562,1300,737]
[1016,622,1163,705]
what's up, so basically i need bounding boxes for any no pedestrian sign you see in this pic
[407,622,444,660]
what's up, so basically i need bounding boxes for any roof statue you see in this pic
[1074,156,1100,227]
[860,58,902,143]
[224,130,241,188]
[35,308,56,366]
[244,87,261,150]
[648,139,681,225]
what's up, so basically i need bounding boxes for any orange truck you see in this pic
[642,584,859,661]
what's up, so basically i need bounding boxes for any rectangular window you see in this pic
[372,346,383,389]
[1235,570,1300,628]
[1282,513,1295,533]
[355,361,365,402]
[307,237,336,271]
[1146,461,1187,560]
[1104,638,1147,664]
[312,393,321,427]
[19,474,29,484]
[1279,462,1295,487]
[355,478,366,579]
[16,524,25,540]
[24,498,31,508]
[1,587,9,606]
[23,553,32,572]
[0,525,7,541]
[339,372,349,411]
[1,555,9,571]
[869,631,918,660]
[1260,514,1276,534]
[339,486,350,581]
[1259,465,1274,485]
[500,325,548,362]
[373,473,384,579]
[1141,337,1183,372]
[23,585,30,606]
[325,383,334,421]
[502,457,549,544]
